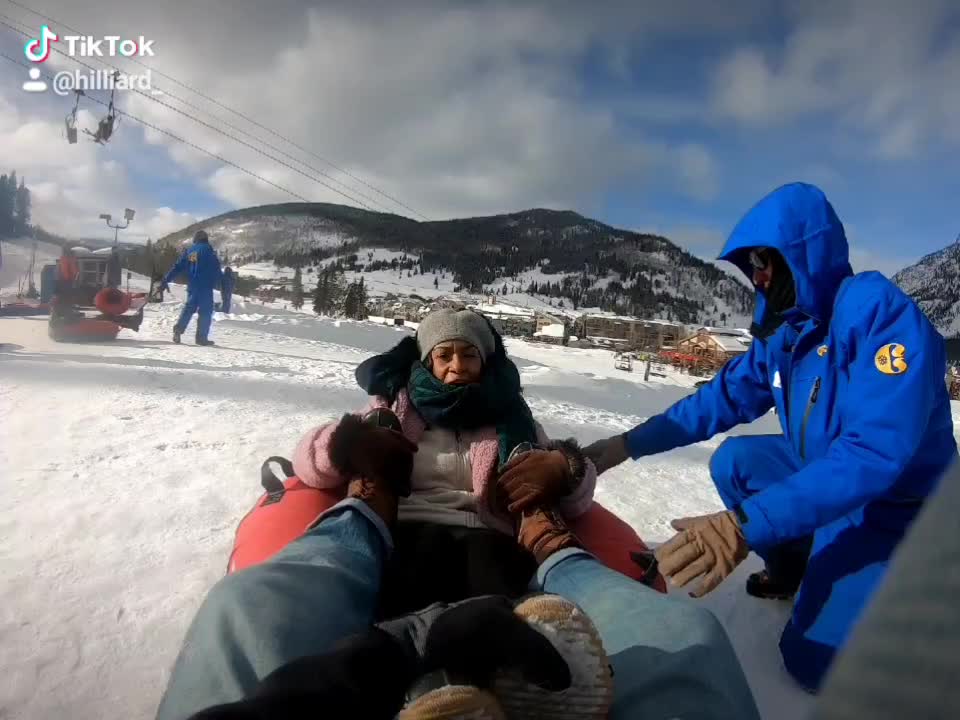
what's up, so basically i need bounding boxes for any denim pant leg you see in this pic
[155,499,390,720]
[539,549,760,720]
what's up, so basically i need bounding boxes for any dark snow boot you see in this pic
[746,569,803,600]
[746,536,811,600]
[196,337,215,346]
[172,327,182,344]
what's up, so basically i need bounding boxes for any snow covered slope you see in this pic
[0,237,60,297]
[893,235,960,337]
[6,296,946,719]
[157,203,754,327]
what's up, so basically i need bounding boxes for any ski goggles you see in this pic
[748,248,772,271]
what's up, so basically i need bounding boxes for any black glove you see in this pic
[188,595,571,720]
[328,411,417,495]
[380,595,572,692]
[187,630,411,720]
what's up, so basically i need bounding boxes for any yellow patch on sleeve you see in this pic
[874,343,908,375]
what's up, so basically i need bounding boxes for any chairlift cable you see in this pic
[0,50,312,203]
[2,0,429,220]
[0,18,377,210]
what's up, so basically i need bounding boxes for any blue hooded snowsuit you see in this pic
[163,235,223,342]
[220,267,235,314]
[626,183,957,690]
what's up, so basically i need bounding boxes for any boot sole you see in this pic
[494,595,614,720]
[400,685,506,720]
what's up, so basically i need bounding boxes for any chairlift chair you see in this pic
[65,90,83,145]
[84,72,120,145]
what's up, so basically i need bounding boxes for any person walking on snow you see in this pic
[220,266,235,314]
[161,230,223,346]
[583,182,958,692]
[106,246,122,289]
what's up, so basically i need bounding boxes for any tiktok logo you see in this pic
[24,24,58,63]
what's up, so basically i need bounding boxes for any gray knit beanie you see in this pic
[417,309,496,362]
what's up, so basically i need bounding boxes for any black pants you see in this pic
[377,522,536,620]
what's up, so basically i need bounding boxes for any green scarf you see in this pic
[355,333,539,466]
[407,360,538,466]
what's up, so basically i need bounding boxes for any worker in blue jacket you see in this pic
[220,267,235,314]
[161,230,223,346]
[584,182,957,692]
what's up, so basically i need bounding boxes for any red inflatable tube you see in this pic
[49,318,121,342]
[229,458,667,593]
[94,288,132,315]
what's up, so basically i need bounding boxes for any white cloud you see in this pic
[0,87,193,241]
[3,0,767,234]
[710,0,960,157]
[672,143,720,201]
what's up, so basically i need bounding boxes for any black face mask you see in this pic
[749,250,796,340]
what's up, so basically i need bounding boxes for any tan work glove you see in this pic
[655,510,748,598]
[582,433,629,475]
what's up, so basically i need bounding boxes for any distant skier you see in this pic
[160,230,223,346]
[220,266,235,314]
[52,245,80,316]
[584,182,958,692]
[106,246,122,289]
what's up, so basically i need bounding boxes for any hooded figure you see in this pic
[220,266,235,314]
[106,246,122,289]
[584,182,957,691]
[161,229,223,345]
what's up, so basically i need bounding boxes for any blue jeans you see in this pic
[175,289,214,341]
[157,500,759,720]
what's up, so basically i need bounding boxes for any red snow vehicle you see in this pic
[49,286,147,342]
[228,456,667,594]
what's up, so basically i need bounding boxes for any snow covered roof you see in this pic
[535,323,566,338]
[582,311,681,327]
[469,302,537,319]
[699,326,751,337]
[712,334,750,352]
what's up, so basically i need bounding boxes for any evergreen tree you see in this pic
[291,266,304,310]
[312,266,346,316]
[312,271,328,315]
[0,173,12,236]
[13,177,30,234]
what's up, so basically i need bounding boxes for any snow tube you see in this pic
[0,302,50,316]
[228,457,667,593]
[49,317,121,342]
[94,288,132,315]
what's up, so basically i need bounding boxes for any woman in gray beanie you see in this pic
[291,308,598,603]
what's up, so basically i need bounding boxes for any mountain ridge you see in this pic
[155,202,754,326]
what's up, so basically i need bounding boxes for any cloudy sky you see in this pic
[1,0,958,275]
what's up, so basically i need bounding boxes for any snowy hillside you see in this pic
[153,203,754,327]
[0,290,892,720]
[0,236,61,297]
[893,235,960,337]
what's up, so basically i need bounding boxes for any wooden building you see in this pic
[673,327,751,369]
[578,313,682,351]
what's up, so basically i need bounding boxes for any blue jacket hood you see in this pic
[719,183,853,322]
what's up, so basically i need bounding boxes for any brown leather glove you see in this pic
[655,510,748,598]
[328,414,417,496]
[497,449,574,513]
